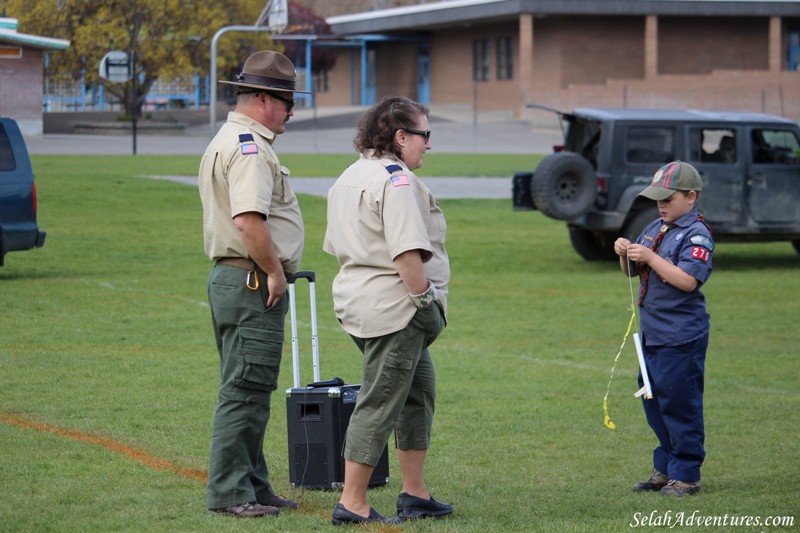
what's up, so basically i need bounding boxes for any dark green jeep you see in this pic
[516,108,800,260]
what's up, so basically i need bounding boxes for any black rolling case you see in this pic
[285,272,390,490]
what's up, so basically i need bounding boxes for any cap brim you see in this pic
[219,80,314,95]
[639,185,675,201]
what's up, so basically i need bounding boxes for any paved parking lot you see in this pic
[26,106,561,199]
[26,106,561,156]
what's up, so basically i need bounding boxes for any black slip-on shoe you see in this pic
[331,503,401,526]
[208,502,279,518]
[396,492,453,519]
[260,495,298,509]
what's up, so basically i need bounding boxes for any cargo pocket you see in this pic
[234,326,281,392]
[380,349,415,391]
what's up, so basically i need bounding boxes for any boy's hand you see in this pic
[614,238,631,257]
[625,243,654,264]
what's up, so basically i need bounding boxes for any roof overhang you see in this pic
[0,18,70,50]
[328,0,800,34]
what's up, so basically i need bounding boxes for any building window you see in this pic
[473,39,489,81]
[313,69,329,93]
[497,37,513,80]
[788,32,800,71]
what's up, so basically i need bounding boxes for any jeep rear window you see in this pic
[625,127,675,163]
[565,118,601,165]
[0,124,16,171]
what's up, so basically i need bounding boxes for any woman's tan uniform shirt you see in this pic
[198,111,303,274]
[323,152,449,338]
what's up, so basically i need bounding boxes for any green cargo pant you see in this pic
[344,303,445,466]
[205,263,287,509]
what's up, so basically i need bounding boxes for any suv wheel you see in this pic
[531,152,597,220]
[622,205,660,243]
[568,225,616,261]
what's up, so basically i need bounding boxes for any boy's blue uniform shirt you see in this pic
[636,208,714,347]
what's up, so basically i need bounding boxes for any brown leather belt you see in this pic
[217,257,254,270]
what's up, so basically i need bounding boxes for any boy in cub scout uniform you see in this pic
[614,161,714,497]
[198,50,311,518]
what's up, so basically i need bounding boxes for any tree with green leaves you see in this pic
[2,0,275,117]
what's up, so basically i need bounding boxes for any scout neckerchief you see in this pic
[637,214,708,305]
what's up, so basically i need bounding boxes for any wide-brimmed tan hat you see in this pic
[220,50,313,94]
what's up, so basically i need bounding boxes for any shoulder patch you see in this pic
[391,174,410,187]
[240,143,258,155]
[238,133,254,142]
[690,234,714,251]
[385,164,403,174]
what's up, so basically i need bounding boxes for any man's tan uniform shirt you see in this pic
[198,111,303,274]
[323,153,450,338]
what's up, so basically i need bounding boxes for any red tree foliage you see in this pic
[279,1,337,74]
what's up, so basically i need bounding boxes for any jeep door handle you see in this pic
[747,174,767,188]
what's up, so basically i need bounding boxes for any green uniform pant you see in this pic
[205,263,287,509]
[345,304,445,466]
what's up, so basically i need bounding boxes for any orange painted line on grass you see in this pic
[0,412,208,484]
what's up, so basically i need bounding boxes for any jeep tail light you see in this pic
[32,183,38,213]
[553,144,565,152]
[596,176,608,194]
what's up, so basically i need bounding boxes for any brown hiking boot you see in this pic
[633,469,668,492]
[208,502,280,517]
[660,479,700,496]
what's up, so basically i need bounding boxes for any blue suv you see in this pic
[0,117,46,266]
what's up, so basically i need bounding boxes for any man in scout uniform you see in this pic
[198,50,311,518]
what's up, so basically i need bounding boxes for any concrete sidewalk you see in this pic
[142,174,515,200]
[25,106,562,156]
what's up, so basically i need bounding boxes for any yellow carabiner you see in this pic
[246,270,259,290]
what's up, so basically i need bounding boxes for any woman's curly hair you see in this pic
[354,96,429,159]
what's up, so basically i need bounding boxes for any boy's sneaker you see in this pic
[633,469,668,492]
[660,479,700,496]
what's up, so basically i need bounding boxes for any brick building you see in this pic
[314,0,800,125]
[0,18,69,135]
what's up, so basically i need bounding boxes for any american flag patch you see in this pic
[391,174,410,187]
[241,142,258,155]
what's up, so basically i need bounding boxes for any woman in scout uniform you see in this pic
[614,160,714,497]
[323,96,453,525]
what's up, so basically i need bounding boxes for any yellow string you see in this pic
[602,306,637,430]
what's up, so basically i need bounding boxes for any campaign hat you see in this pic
[220,50,313,94]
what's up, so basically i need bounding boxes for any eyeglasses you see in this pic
[402,127,431,143]
[267,92,295,112]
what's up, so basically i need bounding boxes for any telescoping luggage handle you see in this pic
[287,271,321,389]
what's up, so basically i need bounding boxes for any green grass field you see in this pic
[1,154,798,532]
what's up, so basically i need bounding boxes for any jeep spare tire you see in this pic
[531,152,597,220]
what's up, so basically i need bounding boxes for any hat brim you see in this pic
[639,185,676,201]
[219,80,314,95]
